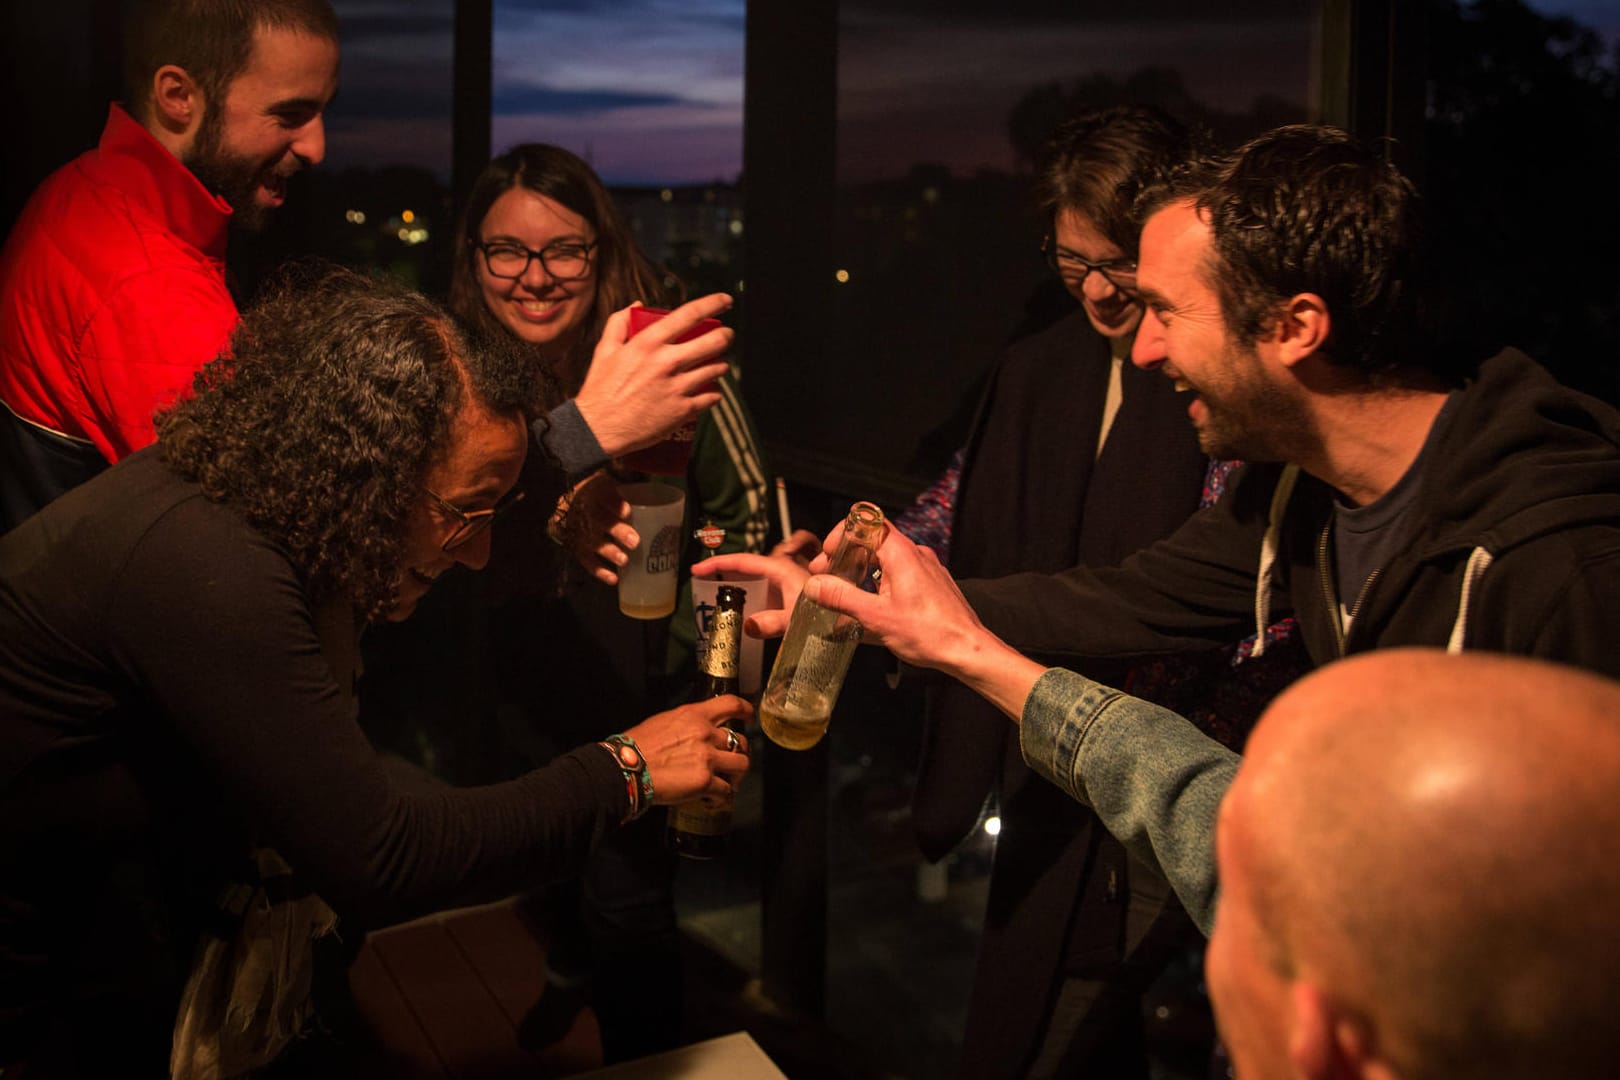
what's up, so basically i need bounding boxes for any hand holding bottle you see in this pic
[798,526,1046,722]
[622,695,752,806]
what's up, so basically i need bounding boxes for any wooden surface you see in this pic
[574,1032,788,1080]
[349,897,603,1078]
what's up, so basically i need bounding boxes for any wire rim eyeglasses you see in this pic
[425,487,526,552]
[476,240,597,282]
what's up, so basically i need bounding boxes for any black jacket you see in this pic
[914,309,1210,1079]
[962,348,1620,679]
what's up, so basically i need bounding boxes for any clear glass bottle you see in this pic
[667,584,747,858]
[759,502,886,750]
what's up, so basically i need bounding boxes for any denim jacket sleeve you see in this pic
[1018,667,1237,934]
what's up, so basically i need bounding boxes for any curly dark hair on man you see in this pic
[157,262,546,621]
[1194,125,1425,378]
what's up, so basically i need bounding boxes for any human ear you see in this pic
[150,65,204,138]
[1290,982,1390,1080]
[1272,293,1331,369]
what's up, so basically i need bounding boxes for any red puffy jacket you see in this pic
[0,105,237,522]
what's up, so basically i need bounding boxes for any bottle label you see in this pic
[700,608,743,680]
[786,632,844,709]
[671,802,733,835]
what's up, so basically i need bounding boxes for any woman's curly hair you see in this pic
[157,263,544,621]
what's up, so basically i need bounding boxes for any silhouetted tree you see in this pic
[1423,0,1620,401]
[1005,66,1308,168]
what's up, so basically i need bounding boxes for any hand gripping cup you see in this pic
[617,481,686,619]
[617,306,724,475]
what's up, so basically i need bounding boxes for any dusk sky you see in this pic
[322,0,1619,186]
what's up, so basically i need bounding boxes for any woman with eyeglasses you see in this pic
[374,144,769,1063]
[449,143,770,582]
[0,265,751,1077]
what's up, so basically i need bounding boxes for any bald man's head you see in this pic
[1207,649,1620,1080]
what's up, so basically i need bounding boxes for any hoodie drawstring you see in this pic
[1447,546,1495,654]
[1252,465,1301,658]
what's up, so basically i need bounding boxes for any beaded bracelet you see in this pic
[599,734,654,823]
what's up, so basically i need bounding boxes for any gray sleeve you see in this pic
[537,400,608,484]
[1018,667,1237,934]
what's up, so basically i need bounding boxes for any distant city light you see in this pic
[835,269,850,283]
[922,186,940,204]
[735,280,745,293]
[728,219,743,237]
[402,209,416,224]
[660,189,674,203]
[983,815,1001,837]
[344,209,366,225]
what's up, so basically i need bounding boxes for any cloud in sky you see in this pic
[319,0,1617,185]
[489,0,744,184]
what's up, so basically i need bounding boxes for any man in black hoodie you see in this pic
[704,122,1620,945]
[957,124,1620,681]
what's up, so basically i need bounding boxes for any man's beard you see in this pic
[184,107,278,235]
[1193,345,1313,464]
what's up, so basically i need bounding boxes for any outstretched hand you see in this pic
[626,695,753,807]
[575,293,734,458]
[691,550,812,640]
[698,523,1044,719]
[803,527,1047,719]
[797,526,987,676]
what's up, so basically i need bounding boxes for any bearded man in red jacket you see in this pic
[0,0,339,531]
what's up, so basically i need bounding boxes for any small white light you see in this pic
[983,815,1001,837]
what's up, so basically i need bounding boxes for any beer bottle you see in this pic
[667,584,747,858]
[759,501,886,750]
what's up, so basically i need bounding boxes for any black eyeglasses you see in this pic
[476,239,597,281]
[1042,235,1139,292]
[425,486,526,552]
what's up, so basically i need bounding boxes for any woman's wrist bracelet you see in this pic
[598,734,654,823]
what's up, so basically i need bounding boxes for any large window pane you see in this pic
[817,6,1328,1076]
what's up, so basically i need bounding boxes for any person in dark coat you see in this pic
[906,106,1292,1079]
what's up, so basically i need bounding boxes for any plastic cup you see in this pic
[616,306,724,476]
[692,574,770,694]
[617,482,686,619]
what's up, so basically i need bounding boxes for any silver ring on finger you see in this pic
[725,729,740,753]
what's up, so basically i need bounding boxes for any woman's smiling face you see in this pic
[474,186,599,358]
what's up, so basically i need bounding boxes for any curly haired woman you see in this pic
[0,266,751,1077]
